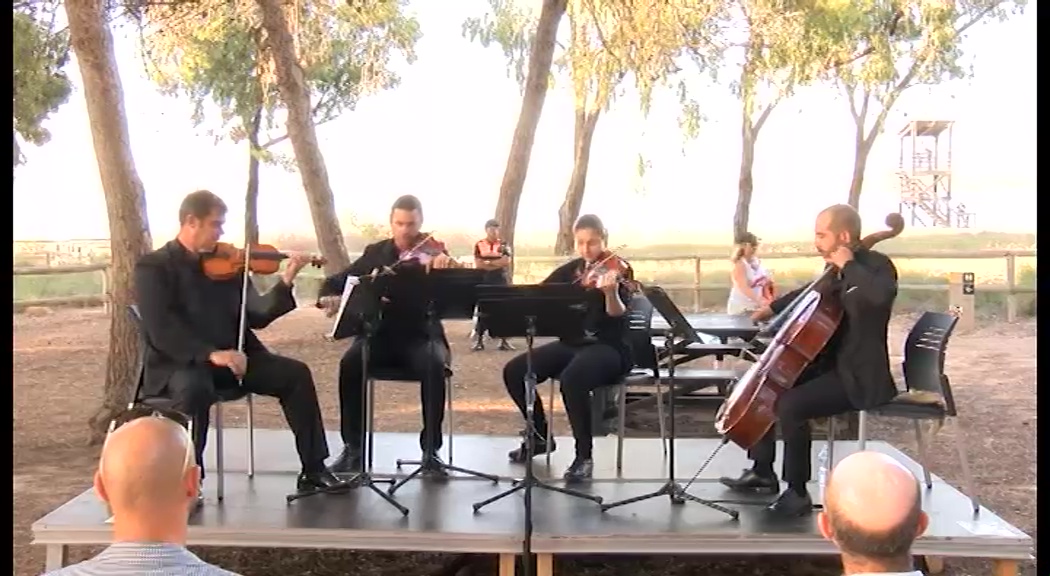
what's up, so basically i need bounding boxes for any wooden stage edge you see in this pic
[32,431,1033,575]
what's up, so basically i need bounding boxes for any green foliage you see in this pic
[137,0,420,155]
[462,0,539,89]
[13,3,73,167]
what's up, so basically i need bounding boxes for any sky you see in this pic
[12,1,1038,245]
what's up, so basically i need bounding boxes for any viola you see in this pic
[714,213,905,450]
[575,249,638,291]
[201,242,325,281]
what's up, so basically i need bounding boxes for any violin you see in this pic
[575,249,637,291]
[201,242,326,281]
[396,233,448,267]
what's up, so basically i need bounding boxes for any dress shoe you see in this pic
[329,445,363,476]
[767,488,814,517]
[193,481,204,510]
[719,468,780,494]
[420,452,450,478]
[508,435,556,463]
[471,336,485,351]
[297,469,350,493]
[497,339,515,351]
[562,457,594,483]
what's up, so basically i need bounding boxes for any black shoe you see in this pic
[471,336,485,351]
[420,452,450,478]
[767,488,814,517]
[497,339,515,351]
[563,457,594,483]
[329,445,363,476]
[508,435,556,463]
[193,481,204,510]
[719,469,780,494]
[297,469,350,493]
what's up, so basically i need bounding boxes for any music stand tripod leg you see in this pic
[289,320,407,514]
[389,306,501,497]
[600,330,738,520]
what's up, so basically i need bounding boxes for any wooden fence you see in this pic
[12,250,1036,323]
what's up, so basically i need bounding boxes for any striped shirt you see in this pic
[41,542,241,576]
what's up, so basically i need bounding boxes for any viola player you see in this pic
[501,214,635,482]
[317,194,459,476]
[471,218,514,351]
[133,190,344,499]
[720,204,899,517]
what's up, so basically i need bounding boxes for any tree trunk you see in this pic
[847,136,874,210]
[493,0,568,251]
[734,118,756,239]
[554,108,600,255]
[256,0,349,273]
[245,107,262,245]
[65,0,154,443]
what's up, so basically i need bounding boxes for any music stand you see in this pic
[600,286,739,519]
[388,268,502,495]
[287,273,407,514]
[470,284,603,576]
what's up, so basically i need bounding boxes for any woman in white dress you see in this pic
[726,231,775,315]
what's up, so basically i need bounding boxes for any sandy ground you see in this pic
[13,308,1036,576]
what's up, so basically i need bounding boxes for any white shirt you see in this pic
[726,256,771,314]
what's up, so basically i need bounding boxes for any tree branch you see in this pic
[260,115,337,149]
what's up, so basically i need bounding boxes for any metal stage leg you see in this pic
[471,321,603,576]
[389,308,501,496]
[600,330,739,520]
[286,326,406,514]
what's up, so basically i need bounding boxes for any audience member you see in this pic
[43,411,239,575]
[818,451,929,576]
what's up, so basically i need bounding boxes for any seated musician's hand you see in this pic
[318,296,340,317]
[750,305,773,322]
[209,350,248,377]
[596,270,620,294]
[429,253,454,270]
[281,253,313,284]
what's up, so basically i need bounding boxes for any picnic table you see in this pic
[649,312,761,343]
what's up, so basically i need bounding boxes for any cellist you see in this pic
[719,204,900,518]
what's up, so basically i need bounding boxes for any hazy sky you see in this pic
[13,1,1037,244]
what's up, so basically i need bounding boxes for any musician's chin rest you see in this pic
[319,195,457,476]
[501,215,636,482]
[719,204,901,518]
[132,190,346,495]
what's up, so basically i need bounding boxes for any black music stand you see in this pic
[470,284,603,576]
[286,274,407,514]
[600,286,739,519]
[388,268,502,495]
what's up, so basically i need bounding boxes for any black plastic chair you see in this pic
[127,304,255,502]
[832,311,979,515]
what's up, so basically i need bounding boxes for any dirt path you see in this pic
[13,308,1036,575]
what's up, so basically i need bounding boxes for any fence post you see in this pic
[1004,253,1017,323]
[692,257,702,312]
[947,272,975,332]
[100,266,111,315]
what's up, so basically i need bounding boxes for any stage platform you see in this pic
[32,431,1033,576]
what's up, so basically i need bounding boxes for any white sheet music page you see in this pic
[328,276,360,339]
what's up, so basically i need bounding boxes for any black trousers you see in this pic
[338,336,450,453]
[165,352,329,474]
[748,369,855,487]
[475,274,508,338]
[502,340,625,459]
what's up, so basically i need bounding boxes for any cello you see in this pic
[714,212,905,449]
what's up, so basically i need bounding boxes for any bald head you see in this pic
[819,451,926,560]
[96,417,198,513]
[818,204,862,241]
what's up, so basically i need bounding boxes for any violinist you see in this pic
[133,190,344,498]
[501,214,635,482]
[719,204,899,518]
[317,194,459,476]
[471,218,514,351]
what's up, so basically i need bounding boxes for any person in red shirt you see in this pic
[472,219,514,351]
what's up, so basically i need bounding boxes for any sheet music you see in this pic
[327,276,360,340]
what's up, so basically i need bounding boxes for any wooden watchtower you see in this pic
[896,120,975,228]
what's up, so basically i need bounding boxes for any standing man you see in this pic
[471,218,514,351]
[134,190,343,495]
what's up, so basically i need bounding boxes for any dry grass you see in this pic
[13,308,1036,576]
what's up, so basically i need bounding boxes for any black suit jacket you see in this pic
[134,240,297,397]
[769,247,899,410]
[318,239,449,344]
